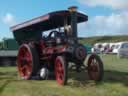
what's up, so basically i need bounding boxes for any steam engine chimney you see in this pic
[68,6,78,43]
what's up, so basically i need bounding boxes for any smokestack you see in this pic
[68,6,78,42]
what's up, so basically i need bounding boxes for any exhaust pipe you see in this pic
[68,6,78,43]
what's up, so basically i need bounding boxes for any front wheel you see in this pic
[54,56,68,85]
[87,54,104,81]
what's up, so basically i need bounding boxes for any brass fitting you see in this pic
[68,6,78,12]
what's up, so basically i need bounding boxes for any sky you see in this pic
[0,0,128,40]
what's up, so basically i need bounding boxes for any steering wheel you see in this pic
[48,31,58,38]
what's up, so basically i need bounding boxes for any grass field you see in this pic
[0,54,128,96]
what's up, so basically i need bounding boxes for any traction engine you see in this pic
[11,6,104,85]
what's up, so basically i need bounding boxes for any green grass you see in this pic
[0,55,128,96]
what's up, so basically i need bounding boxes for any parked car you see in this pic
[91,43,102,54]
[112,42,122,54]
[118,42,128,58]
[101,43,109,53]
[109,43,116,53]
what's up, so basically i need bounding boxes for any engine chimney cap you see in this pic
[68,6,78,12]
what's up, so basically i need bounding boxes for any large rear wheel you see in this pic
[54,56,68,85]
[17,44,40,80]
[87,54,104,81]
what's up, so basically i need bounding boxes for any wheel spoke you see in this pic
[20,65,27,71]
[17,45,33,80]
[26,57,32,64]
[87,54,103,81]
[55,56,67,85]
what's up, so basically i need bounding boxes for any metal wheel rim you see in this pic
[88,56,99,80]
[55,58,64,85]
[17,45,32,79]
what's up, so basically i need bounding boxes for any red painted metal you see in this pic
[87,55,99,80]
[42,45,66,55]
[17,44,32,79]
[55,57,64,85]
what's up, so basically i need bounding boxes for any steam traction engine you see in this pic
[11,7,104,85]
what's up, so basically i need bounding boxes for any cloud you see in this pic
[2,13,16,26]
[78,0,128,10]
[78,12,128,37]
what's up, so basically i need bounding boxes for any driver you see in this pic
[64,26,72,37]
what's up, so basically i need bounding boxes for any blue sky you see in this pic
[0,0,128,40]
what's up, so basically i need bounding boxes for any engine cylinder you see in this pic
[74,45,87,61]
[66,44,87,61]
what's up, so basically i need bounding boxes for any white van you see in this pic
[91,43,102,53]
[101,43,109,53]
[112,43,121,54]
[109,43,116,53]
[118,42,128,57]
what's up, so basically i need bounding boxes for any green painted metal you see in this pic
[0,39,19,50]
[84,44,92,54]
[0,42,3,49]
[13,31,42,43]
